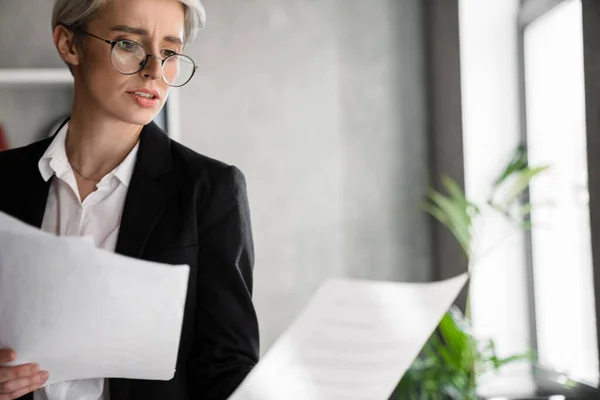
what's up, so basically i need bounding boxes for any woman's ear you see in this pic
[53,25,81,67]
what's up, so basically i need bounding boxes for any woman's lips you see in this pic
[128,92,160,108]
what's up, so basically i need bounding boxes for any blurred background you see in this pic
[1,0,600,398]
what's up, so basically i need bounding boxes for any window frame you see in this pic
[517,0,600,396]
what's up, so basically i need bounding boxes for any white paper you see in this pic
[0,212,190,385]
[229,273,468,400]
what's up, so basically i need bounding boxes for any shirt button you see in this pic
[77,208,83,215]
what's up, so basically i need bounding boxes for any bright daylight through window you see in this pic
[524,0,599,387]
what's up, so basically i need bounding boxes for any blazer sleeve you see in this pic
[187,165,260,400]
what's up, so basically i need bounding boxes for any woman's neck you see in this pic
[65,110,142,181]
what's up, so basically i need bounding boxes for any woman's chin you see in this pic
[114,107,161,127]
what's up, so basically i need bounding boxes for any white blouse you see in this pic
[33,122,139,400]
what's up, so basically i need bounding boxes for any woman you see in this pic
[0,0,260,399]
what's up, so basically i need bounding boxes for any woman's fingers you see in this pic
[0,350,15,364]
[0,371,47,393]
[0,363,39,385]
[0,374,48,399]
[0,350,49,399]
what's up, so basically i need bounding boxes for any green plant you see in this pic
[396,145,547,399]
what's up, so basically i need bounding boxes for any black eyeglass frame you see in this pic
[79,30,198,87]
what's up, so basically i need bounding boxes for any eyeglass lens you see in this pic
[111,40,195,87]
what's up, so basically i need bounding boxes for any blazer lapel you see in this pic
[20,159,53,229]
[8,119,68,229]
[114,121,179,259]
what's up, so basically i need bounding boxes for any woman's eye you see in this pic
[117,40,138,51]
[161,50,178,58]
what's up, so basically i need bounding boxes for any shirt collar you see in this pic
[38,122,140,188]
[113,140,139,188]
[38,122,69,182]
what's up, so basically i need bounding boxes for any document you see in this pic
[229,273,468,400]
[0,212,190,385]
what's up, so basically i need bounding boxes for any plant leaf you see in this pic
[423,185,474,257]
[496,166,550,208]
[492,144,528,188]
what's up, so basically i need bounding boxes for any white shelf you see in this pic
[0,67,180,140]
[0,68,73,86]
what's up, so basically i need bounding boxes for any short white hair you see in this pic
[52,0,206,43]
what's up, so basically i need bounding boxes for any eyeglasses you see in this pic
[80,30,197,87]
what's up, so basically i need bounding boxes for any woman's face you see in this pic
[71,0,186,126]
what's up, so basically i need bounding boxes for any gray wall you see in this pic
[180,0,433,350]
[0,0,434,352]
[0,1,71,146]
[0,1,64,68]
[0,87,72,148]
[424,0,468,306]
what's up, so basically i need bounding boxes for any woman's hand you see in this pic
[0,349,48,400]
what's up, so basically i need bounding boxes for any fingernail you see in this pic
[31,364,39,374]
[35,371,48,382]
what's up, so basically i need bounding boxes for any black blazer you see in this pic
[0,119,260,400]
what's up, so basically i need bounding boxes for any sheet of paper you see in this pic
[0,212,190,385]
[229,273,468,400]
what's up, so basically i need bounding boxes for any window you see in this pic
[460,0,600,395]
[522,0,599,387]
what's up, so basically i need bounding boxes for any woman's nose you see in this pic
[141,55,163,81]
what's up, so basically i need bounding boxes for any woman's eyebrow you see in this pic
[110,25,183,46]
